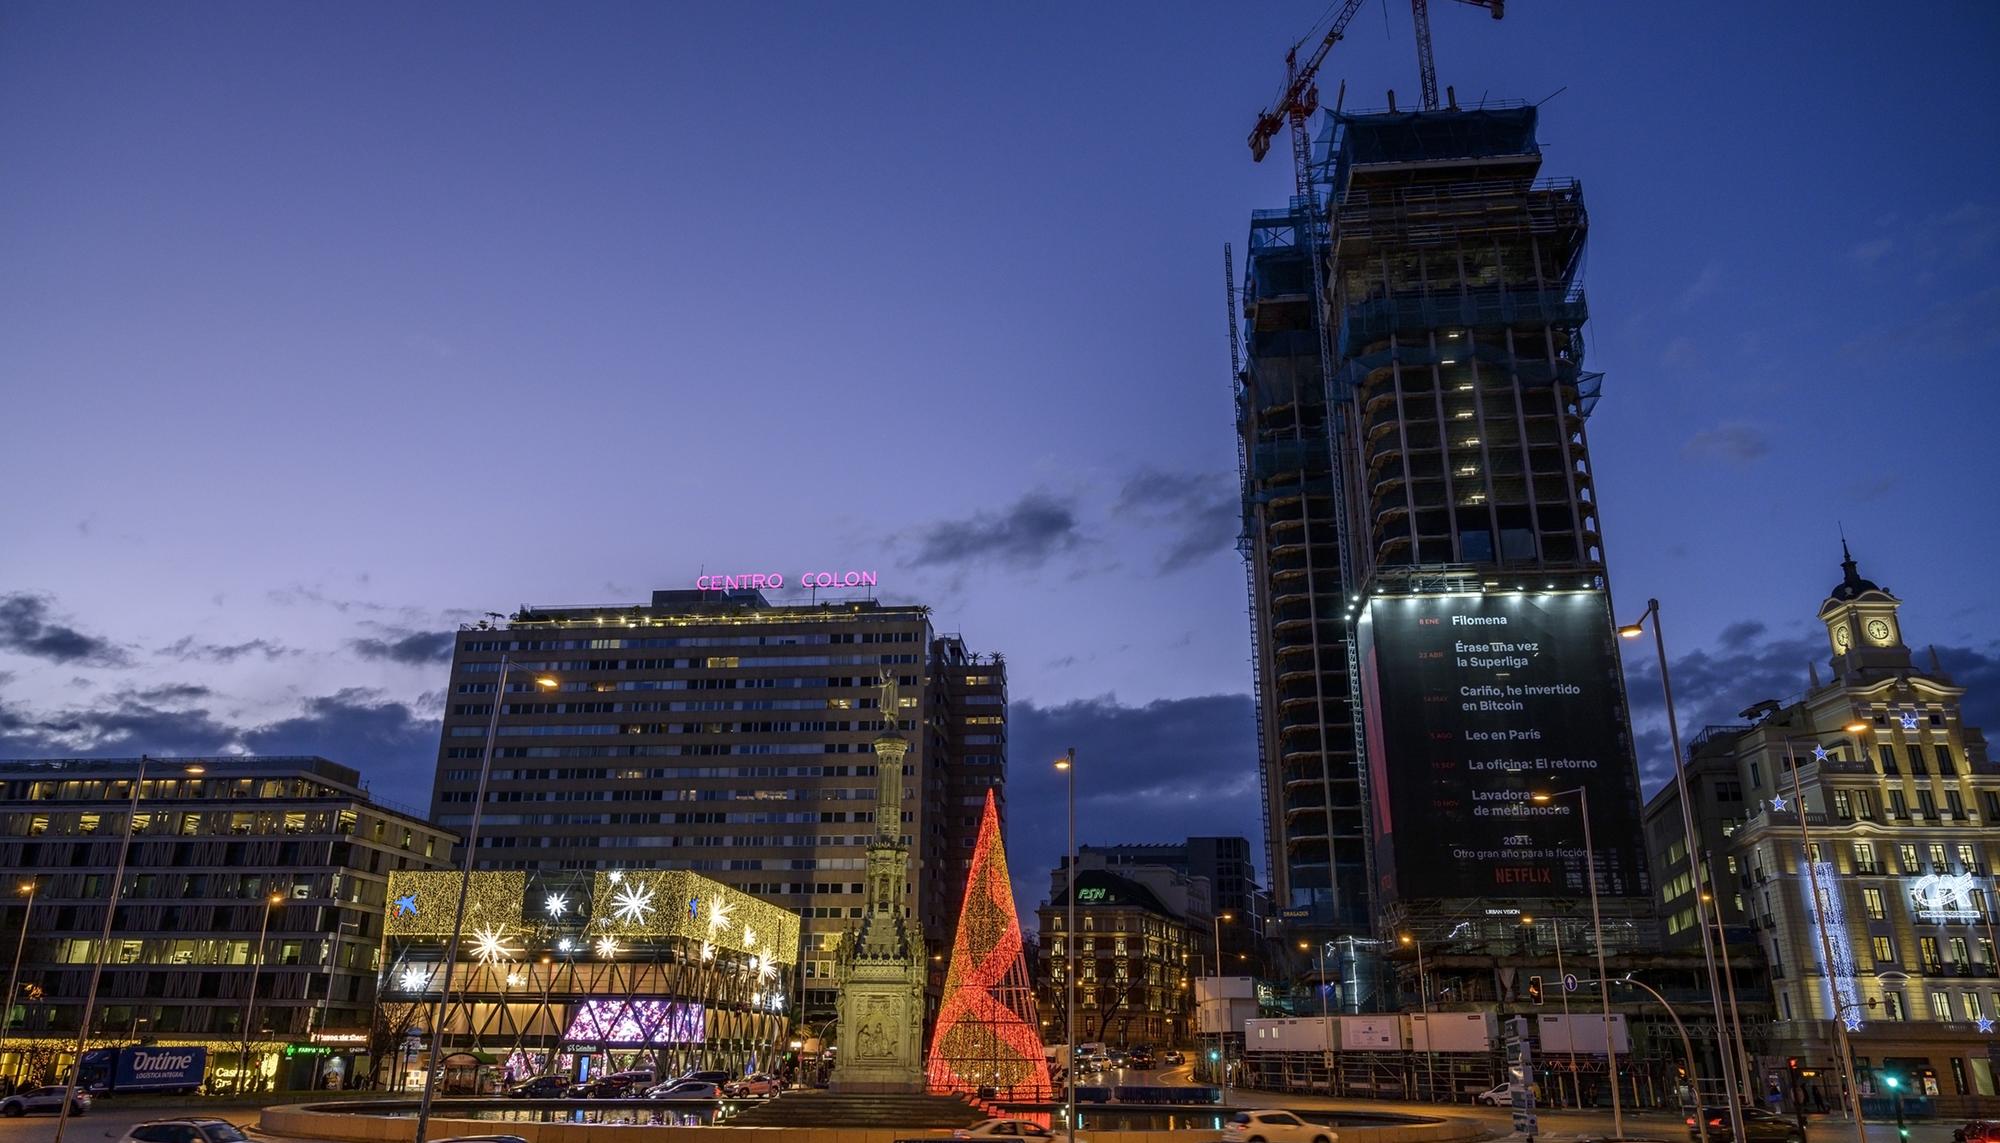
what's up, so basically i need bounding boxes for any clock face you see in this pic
[1867,619,1892,643]
[1833,625,1850,649]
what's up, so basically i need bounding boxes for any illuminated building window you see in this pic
[1872,936,1896,964]
[1883,992,1905,1020]
[1862,888,1886,920]
[1965,992,1985,1021]
[1930,990,1951,1021]
[1855,842,1878,873]
[1899,843,1920,871]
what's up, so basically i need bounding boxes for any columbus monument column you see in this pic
[831,671,928,1092]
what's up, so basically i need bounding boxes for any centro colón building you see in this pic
[428,587,1006,1026]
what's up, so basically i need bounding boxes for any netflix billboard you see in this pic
[1359,591,1648,902]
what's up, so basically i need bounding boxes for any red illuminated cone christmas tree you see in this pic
[925,789,1052,1100]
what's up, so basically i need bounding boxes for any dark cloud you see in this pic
[349,630,455,665]
[1006,693,1260,930]
[266,584,389,614]
[0,685,440,810]
[158,636,298,663]
[905,492,1081,570]
[1116,468,1240,573]
[1680,422,1770,465]
[0,593,132,667]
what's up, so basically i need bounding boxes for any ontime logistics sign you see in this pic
[1359,590,1649,901]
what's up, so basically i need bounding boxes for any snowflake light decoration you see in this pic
[707,891,733,935]
[400,967,428,992]
[700,941,715,962]
[558,937,575,953]
[743,925,757,950]
[608,870,624,884]
[472,924,520,964]
[595,935,620,958]
[759,957,779,981]
[613,881,655,924]
[505,971,524,988]
[545,893,569,918]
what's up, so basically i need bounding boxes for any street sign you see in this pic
[1563,973,1578,993]
[1504,1016,1538,1139]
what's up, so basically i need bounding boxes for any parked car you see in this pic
[1684,1106,1804,1143]
[1475,1083,1511,1106]
[644,1081,720,1100]
[1127,1050,1157,1069]
[1161,1050,1185,1066]
[563,1078,631,1099]
[671,1070,734,1088]
[506,1076,571,1099]
[1954,1123,2000,1143]
[1,1087,91,1117]
[116,1119,247,1143]
[955,1118,1087,1141]
[1222,1110,1336,1143]
[723,1073,780,1097]
[607,1069,656,1088]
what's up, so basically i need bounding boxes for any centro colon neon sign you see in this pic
[695,570,879,592]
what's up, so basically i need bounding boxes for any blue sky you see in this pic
[2,2,1996,914]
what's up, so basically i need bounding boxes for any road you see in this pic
[0,1102,260,1143]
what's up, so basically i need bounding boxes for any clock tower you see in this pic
[1817,540,1911,676]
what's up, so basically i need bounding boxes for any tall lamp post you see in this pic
[1210,911,1233,1094]
[1780,727,1873,1137]
[3,880,36,1071]
[1618,599,1742,1142]
[1054,750,1077,1143]
[1296,941,1328,1017]
[53,757,203,1143]
[1531,786,1621,1141]
[1398,934,1438,1099]
[414,655,557,1143]
[237,891,285,1094]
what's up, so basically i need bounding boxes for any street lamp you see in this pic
[3,880,35,1068]
[53,757,202,1143]
[1398,934,1438,1098]
[1297,941,1328,1018]
[1211,911,1233,1095]
[414,656,557,1143]
[1779,726,1873,1137]
[1054,749,1077,1143]
[1586,975,1709,1143]
[1620,599,1744,1143]
[1531,786,1622,1140]
[236,891,285,1095]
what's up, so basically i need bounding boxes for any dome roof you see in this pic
[1829,539,1885,601]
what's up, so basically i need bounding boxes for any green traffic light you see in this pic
[1884,1076,1899,1089]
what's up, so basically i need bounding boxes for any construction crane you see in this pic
[1413,0,1505,112]
[1247,1,1366,166]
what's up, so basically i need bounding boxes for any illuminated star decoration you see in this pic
[1812,745,1830,763]
[1900,710,1919,730]
[400,967,428,992]
[392,894,419,918]
[595,935,620,958]
[471,925,520,964]
[1979,1016,1996,1035]
[1770,795,1787,812]
[700,941,715,962]
[557,937,575,953]
[743,925,757,950]
[612,881,655,925]
[707,892,733,936]
[607,870,623,884]
[1844,1015,1863,1032]
[759,957,779,982]
[545,893,568,918]
[505,972,523,988]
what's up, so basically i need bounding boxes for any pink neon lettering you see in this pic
[698,570,874,591]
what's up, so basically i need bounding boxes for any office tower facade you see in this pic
[429,588,1005,1026]
[1241,105,1650,961]
[1643,553,2000,1096]
[0,756,452,1091]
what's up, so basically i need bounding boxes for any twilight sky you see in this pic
[2,1,1997,921]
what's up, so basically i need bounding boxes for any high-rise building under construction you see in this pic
[1238,104,1651,1001]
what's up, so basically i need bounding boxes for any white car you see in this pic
[1475,1083,1510,1106]
[1222,1110,1336,1143]
[723,1073,780,1097]
[643,1080,719,1100]
[118,1120,249,1143]
[0,1086,91,1117]
[954,1119,1085,1142]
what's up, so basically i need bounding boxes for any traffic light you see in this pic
[1884,1075,1899,1089]
[1527,975,1545,1005]
[1787,1058,1800,1072]
[1208,1049,1220,1062]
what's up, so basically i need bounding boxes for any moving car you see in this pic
[0,1086,91,1117]
[670,1069,734,1088]
[954,1119,1086,1141]
[644,1081,720,1100]
[1105,1049,1127,1068]
[1476,1083,1511,1106]
[116,1119,248,1143]
[1954,1124,2000,1143]
[1162,1050,1185,1066]
[1222,1110,1336,1143]
[722,1073,780,1097]
[1684,1106,1805,1143]
[506,1076,571,1099]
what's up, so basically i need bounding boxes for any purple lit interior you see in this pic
[562,999,706,1044]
